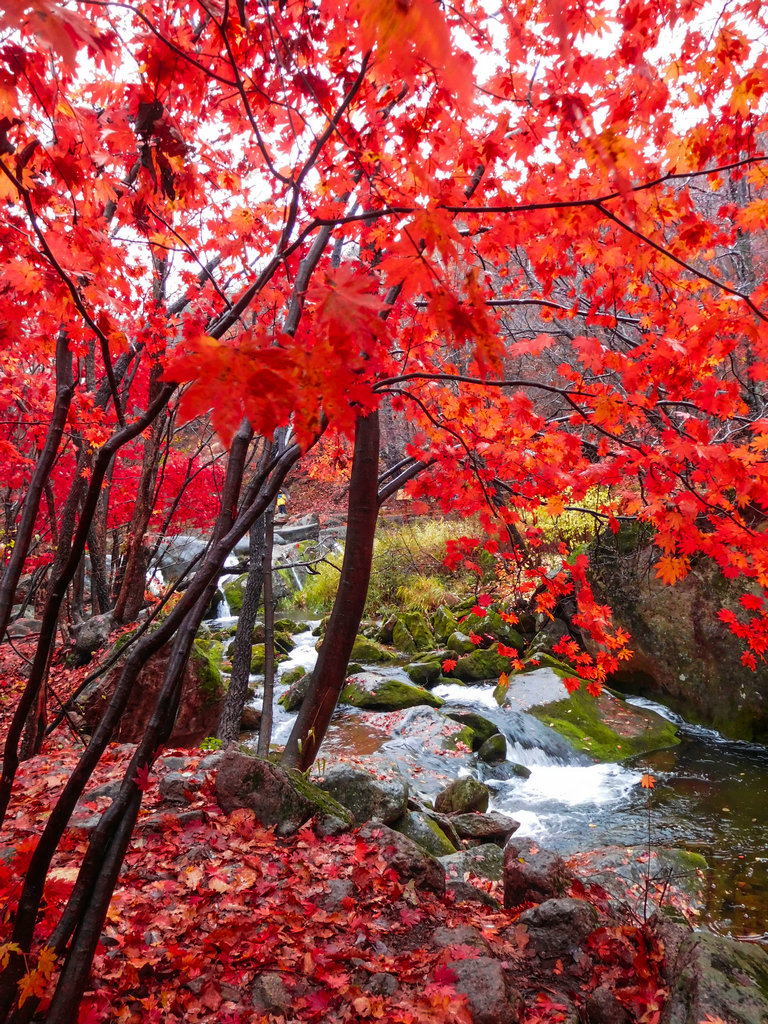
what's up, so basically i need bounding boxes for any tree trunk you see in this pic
[217,517,266,745]
[281,410,379,770]
[256,504,276,758]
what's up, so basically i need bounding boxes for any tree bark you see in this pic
[256,504,276,758]
[217,516,265,745]
[281,410,379,770]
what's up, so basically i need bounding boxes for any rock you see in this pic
[317,764,408,824]
[392,811,457,857]
[281,665,306,688]
[528,679,680,762]
[447,880,501,908]
[461,609,526,651]
[446,630,477,656]
[587,527,768,742]
[431,606,459,643]
[444,710,500,748]
[432,925,489,951]
[357,823,445,896]
[159,771,204,804]
[78,637,225,746]
[660,928,768,1024]
[240,706,261,731]
[480,761,532,782]
[587,984,632,1024]
[6,617,42,638]
[340,672,444,710]
[446,957,523,1024]
[251,971,293,1014]
[478,734,507,762]
[435,777,490,815]
[222,572,248,615]
[349,634,399,664]
[449,812,520,845]
[516,898,598,959]
[441,843,505,882]
[453,645,515,683]
[279,671,312,711]
[503,843,571,908]
[214,750,353,836]
[392,610,435,653]
[405,659,443,686]
[70,612,114,666]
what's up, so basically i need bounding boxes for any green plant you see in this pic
[200,736,223,751]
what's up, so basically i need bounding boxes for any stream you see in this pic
[241,622,768,942]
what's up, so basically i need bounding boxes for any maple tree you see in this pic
[0,0,768,1017]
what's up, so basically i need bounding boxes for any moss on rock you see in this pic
[528,684,680,762]
[350,635,399,664]
[340,674,444,710]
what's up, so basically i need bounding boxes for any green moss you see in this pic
[340,677,444,710]
[286,769,354,826]
[349,635,399,664]
[191,639,225,706]
[528,685,680,762]
[441,725,476,751]
[281,666,306,688]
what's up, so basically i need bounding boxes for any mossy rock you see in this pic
[435,777,490,815]
[340,673,444,711]
[405,660,443,687]
[441,724,476,752]
[393,811,457,857]
[444,710,499,748]
[350,635,399,664]
[477,733,507,763]
[528,684,680,762]
[251,644,266,674]
[191,638,226,706]
[453,644,514,682]
[279,671,312,711]
[431,606,459,643]
[392,611,434,654]
[222,573,248,615]
[461,609,525,650]
[446,631,476,656]
[281,666,306,688]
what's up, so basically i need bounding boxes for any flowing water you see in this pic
[247,625,768,940]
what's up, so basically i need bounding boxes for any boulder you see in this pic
[70,612,114,666]
[357,822,445,895]
[445,957,523,1024]
[316,764,408,824]
[215,750,352,836]
[240,706,261,731]
[279,671,312,711]
[78,637,225,746]
[392,610,434,653]
[431,605,459,643]
[449,812,520,845]
[446,630,477,656]
[405,659,443,687]
[660,928,768,1024]
[434,777,490,815]
[441,843,505,882]
[453,644,514,683]
[444,710,500,748]
[222,573,248,615]
[516,898,599,959]
[478,734,507,762]
[349,635,399,664]
[340,672,444,710]
[588,527,768,741]
[392,811,457,857]
[503,843,571,908]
